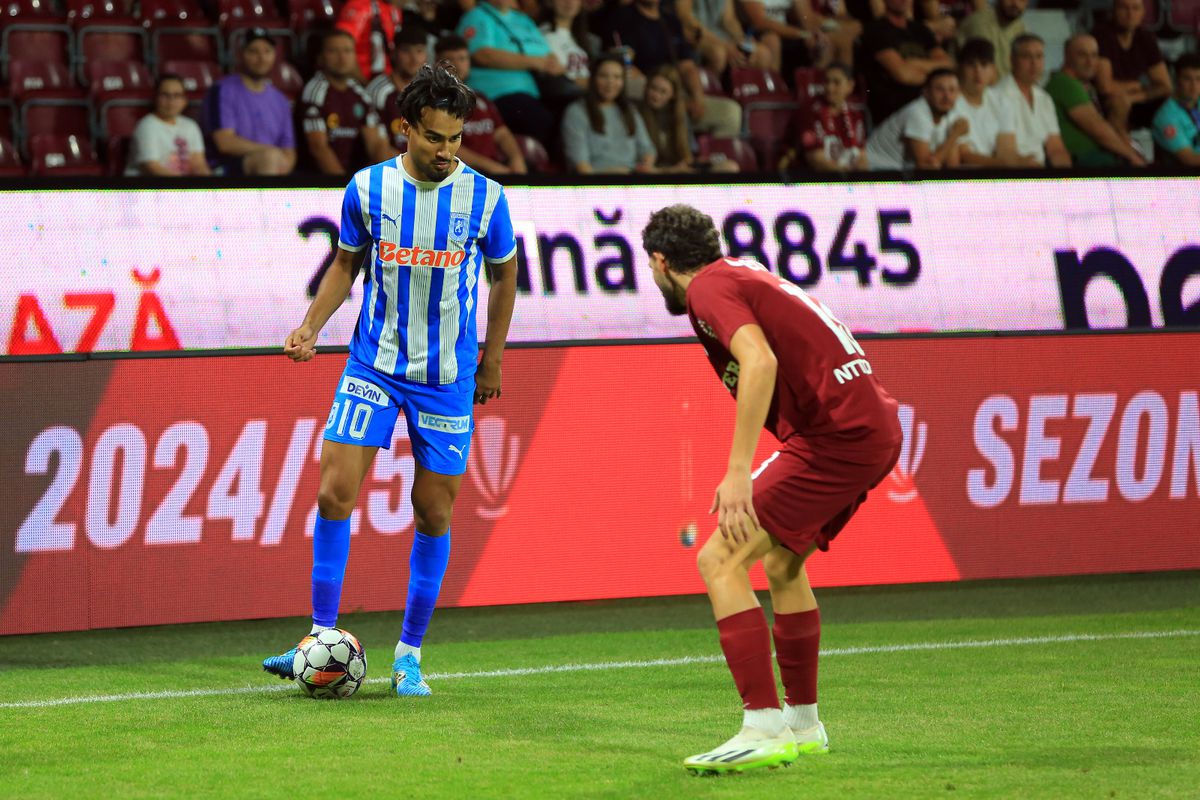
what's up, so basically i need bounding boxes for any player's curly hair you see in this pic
[397,61,476,127]
[641,204,724,273]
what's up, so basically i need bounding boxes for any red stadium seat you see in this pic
[65,0,136,26]
[515,134,556,173]
[161,58,223,100]
[268,58,304,101]
[1,0,63,19]
[29,132,104,174]
[87,60,154,102]
[1169,0,1200,32]
[0,22,72,79]
[698,135,759,172]
[288,0,337,31]
[153,25,223,63]
[730,67,791,106]
[793,67,824,103]
[0,135,26,175]
[98,96,149,172]
[19,97,92,156]
[217,0,286,32]
[745,102,799,171]
[698,67,728,97]
[0,97,13,140]
[8,59,80,100]
[138,0,211,27]
[77,25,149,84]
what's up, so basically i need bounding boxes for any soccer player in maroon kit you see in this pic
[642,205,902,774]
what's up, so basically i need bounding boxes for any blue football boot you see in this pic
[391,653,431,696]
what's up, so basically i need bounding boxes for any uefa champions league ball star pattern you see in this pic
[293,629,368,699]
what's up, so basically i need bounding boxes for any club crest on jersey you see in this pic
[449,213,470,241]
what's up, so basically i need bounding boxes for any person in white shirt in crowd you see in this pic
[126,74,211,176]
[867,67,970,169]
[994,33,1071,167]
[956,37,1035,166]
[539,0,600,93]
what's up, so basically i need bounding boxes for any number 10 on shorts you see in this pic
[327,398,374,441]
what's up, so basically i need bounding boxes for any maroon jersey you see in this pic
[800,102,866,168]
[686,257,900,450]
[461,92,505,163]
[299,73,380,171]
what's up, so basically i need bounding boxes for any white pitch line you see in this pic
[2,628,1196,710]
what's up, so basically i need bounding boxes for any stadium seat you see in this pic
[8,59,80,100]
[19,97,93,157]
[268,58,304,101]
[28,132,104,175]
[698,67,728,97]
[98,97,149,173]
[138,0,211,27]
[65,0,137,26]
[87,60,154,103]
[153,25,223,64]
[1168,0,1200,33]
[1,0,63,19]
[161,59,222,100]
[0,135,26,176]
[745,103,799,171]
[0,97,13,140]
[793,67,824,103]
[288,0,337,32]
[217,0,286,32]
[0,21,72,80]
[730,68,791,106]
[76,25,149,85]
[698,135,759,172]
[515,134,555,173]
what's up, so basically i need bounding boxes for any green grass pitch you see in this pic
[2,571,1197,799]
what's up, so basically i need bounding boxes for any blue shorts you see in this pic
[323,356,474,476]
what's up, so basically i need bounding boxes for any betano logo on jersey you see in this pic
[377,242,467,268]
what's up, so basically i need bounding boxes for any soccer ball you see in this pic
[293,628,367,699]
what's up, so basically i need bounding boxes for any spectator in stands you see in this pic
[562,54,657,172]
[787,61,868,171]
[1093,0,1171,135]
[861,0,952,126]
[957,0,1025,78]
[539,0,600,92]
[1151,54,1200,165]
[638,64,738,171]
[955,37,1031,166]
[337,0,404,79]
[866,67,970,169]
[1045,33,1147,166]
[602,0,741,137]
[436,34,529,172]
[675,0,774,75]
[996,33,1070,166]
[126,74,211,177]
[300,30,394,174]
[456,0,561,139]
[405,0,467,36]
[916,0,959,48]
[736,0,817,76]
[367,25,431,152]
[202,29,296,176]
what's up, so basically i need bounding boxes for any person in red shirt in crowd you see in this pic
[337,0,404,79]
[642,204,901,775]
[367,25,431,153]
[300,30,394,174]
[435,34,529,174]
[789,62,868,171]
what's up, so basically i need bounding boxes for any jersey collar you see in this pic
[397,155,465,188]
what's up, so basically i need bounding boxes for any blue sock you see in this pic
[312,514,351,628]
[400,530,451,649]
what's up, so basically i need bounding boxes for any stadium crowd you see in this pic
[0,0,1198,175]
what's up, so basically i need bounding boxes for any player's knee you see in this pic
[762,549,799,587]
[411,501,452,535]
[316,482,357,519]
[696,541,738,584]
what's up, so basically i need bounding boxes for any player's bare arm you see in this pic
[712,323,777,544]
[284,246,361,362]
[475,255,518,404]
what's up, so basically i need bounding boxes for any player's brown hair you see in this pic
[642,204,724,273]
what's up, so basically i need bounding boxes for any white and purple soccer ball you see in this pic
[293,628,367,699]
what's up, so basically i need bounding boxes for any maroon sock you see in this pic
[772,608,821,706]
[716,607,781,711]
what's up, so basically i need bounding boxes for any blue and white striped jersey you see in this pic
[337,158,517,386]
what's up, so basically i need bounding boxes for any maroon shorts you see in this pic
[752,437,902,555]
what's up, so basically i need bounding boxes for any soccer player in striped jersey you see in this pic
[262,62,519,697]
